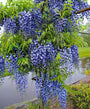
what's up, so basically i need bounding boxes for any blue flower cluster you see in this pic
[36,72,67,109]
[5,54,18,74]
[0,55,5,76]
[4,18,19,34]
[5,47,27,74]
[0,55,4,65]
[28,40,39,52]
[4,9,42,38]
[30,42,57,68]
[34,0,44,3]
[70,45,79,64]
[60,48,72,74]
[54,18,67,32]
[60,45,79,74]
[18,9,42,37]
[35,0,90,33]
[15,71,28,95]
[3,0,90,36]
[5,54,28,94]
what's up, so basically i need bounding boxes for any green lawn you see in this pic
[79,47,90,58]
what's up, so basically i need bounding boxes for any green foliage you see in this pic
[26,98,60,109]
[78,23,90,47]
[47,57,68,84]
[0,69,11,77]
[38,23,59,46]
[27,100,51,109]
[67,83,90,109]
[27,102,40,109]
[0,0,34,20]
[38,24,85,49]
[82,34,90,47]
[63,1,73,18]
[0,33,32,56]
[0,33,33,73]
[0,33,21,57]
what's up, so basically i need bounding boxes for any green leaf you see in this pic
[28,38,32,44]
[41,31,46,38]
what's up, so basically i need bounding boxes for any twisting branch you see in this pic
[40,0,47,13]
[76,7,90,14]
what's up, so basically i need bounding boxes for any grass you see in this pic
[78,47,90,58]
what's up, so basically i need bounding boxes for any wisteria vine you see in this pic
[0,0,90,108]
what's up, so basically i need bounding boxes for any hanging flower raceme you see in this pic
[0,55,5,76]
[15,71,28,95]
[60,48,73,74]
[4,9,42,38]
[4,54,28,94]
[60,45,79,74]
[5,54,19,74]
[70,45,79,64]
[54,18,67,32]
[18,9,42,37]
[35,72,67,109]
[30,42,57,68]
[4,18,19,34]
